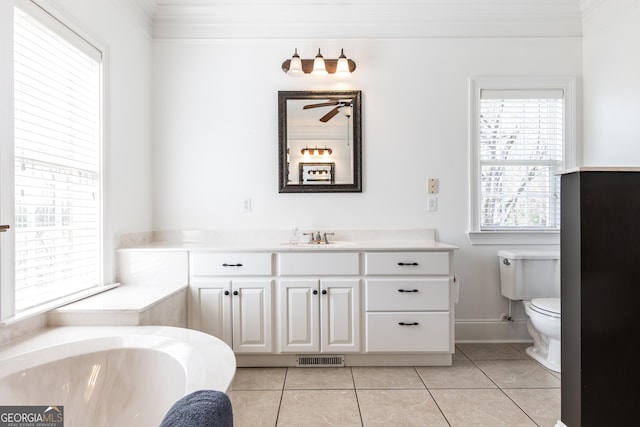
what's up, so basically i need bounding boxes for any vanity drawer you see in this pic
[366,312,450,352]
[366,279,450,311]
[365,252,449,275]
[191,252,273,276]
[279,252,359,276]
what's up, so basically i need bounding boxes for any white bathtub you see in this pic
[0,326,236,426]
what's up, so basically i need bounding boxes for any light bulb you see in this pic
[312,49,328,76]
[287,48,303,77]
[335,49,351,76]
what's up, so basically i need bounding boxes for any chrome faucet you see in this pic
[303,231,335,244]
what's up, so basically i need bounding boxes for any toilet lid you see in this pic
[531,298,561,316]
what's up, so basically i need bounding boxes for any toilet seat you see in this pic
[530,298,560,318]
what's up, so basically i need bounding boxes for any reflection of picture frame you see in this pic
[300,162,335,184]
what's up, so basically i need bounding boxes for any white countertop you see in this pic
[117,229,458,252]
[558,166,640,174]
[51,282,186,313]
[118,240,456,252]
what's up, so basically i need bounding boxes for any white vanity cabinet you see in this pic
[364,252,453,353]
[278,253,361,353]
[183,243,454,365]
[189,252,274,353]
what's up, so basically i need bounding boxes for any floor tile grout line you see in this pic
[497,385,543,427]
[414,366,453,427]
[459,345,551,426]
[273,367,288,426]
[350,367,366,427]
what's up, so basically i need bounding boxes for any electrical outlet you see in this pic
[427,195,438,212]
[428,178,439,194]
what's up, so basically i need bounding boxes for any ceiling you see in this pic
[133,0,604,39]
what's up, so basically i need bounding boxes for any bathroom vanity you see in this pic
[117,229,457,367]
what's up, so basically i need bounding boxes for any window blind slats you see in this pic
[13,6,102,312]
[479,96,563,230]
[481,89,564,99]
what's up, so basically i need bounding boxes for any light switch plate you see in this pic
[427,195,438,212]
[242,197,252,213]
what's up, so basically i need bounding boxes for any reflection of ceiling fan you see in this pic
[303,100,353,123]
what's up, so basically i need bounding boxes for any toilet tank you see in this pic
[498,250,560,300]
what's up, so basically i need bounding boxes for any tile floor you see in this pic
[228,343,561,427]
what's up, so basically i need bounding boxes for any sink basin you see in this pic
[281,241,356,248]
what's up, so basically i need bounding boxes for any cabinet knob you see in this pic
[233,290,239,296]
[398,322,419,326]
[397,289,419,293]
[224,290,230,296]
[397,262,419,266]
[313,290,318,295]
[322,290,327,295]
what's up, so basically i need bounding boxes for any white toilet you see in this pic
[498,250,561,372]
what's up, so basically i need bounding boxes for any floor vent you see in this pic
[296,354,345,367]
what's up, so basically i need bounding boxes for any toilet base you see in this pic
[526,340,560,373]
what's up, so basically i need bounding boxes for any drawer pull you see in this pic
[222,263,243,267]
[397,289,419,293]
[398,322,420,326]
[397,262,418,266]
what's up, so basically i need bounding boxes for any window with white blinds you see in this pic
[13,5,102,312]
[478,88,564,231]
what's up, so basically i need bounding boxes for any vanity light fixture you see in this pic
[301,146,333,156]
[282,49,356,76]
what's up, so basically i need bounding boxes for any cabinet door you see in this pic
[189,281,232,348]
[232,280,273,353]
[279,280,320,352]
[321,279,360,352]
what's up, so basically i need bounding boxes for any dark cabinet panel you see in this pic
[561,170,640,426]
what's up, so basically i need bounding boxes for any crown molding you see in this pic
[127,0,158,37]
[580,0,640,32]
[579,0,607,16]
[147,0,583,39]
[132,0,158,22]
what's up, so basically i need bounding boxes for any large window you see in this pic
[8,2,103,315]
[469,77,576,244]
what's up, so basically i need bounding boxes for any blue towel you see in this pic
[159,390,233,427]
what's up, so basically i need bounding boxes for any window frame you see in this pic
[0,0,110,322]
[468,76,577,245]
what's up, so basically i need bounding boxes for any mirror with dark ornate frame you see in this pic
[278,90,362,193]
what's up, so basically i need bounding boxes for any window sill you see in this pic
[0,283,120,326]
[467,231,560,245]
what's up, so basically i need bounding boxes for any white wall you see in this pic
[583,0,640,165]
[47,0,154,281]
[153,37,582,340]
